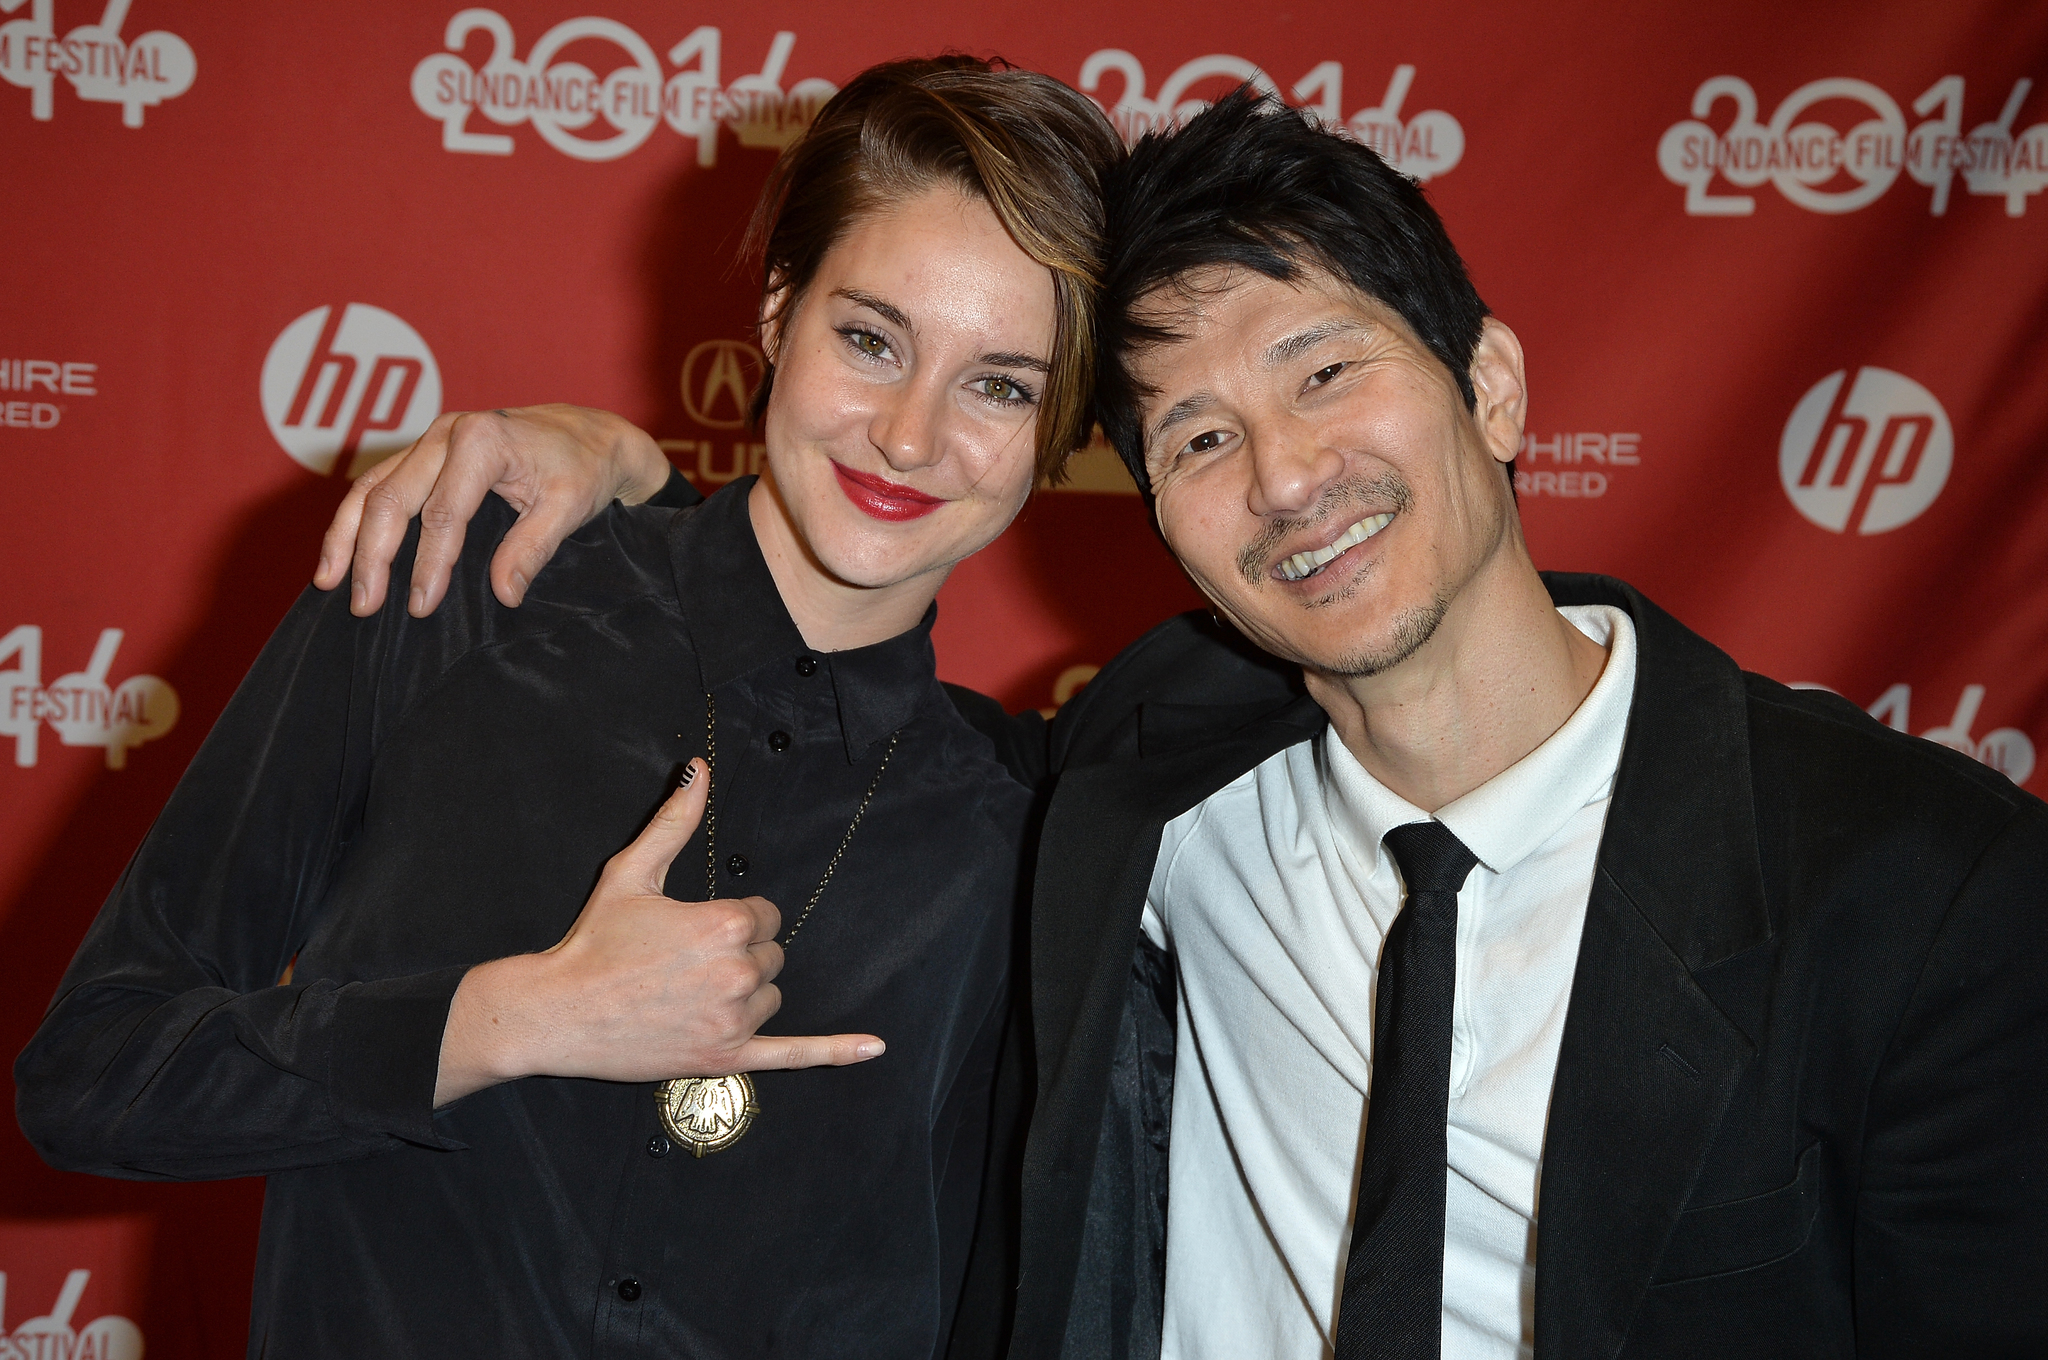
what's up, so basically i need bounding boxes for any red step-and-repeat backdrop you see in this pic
[4,0,2045,1351]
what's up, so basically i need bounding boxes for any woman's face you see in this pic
[757,185,1056,600]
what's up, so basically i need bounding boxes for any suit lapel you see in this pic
[1533,576,1773,1359]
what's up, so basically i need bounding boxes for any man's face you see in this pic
[1131,265,1526,679]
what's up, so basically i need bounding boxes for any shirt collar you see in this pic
[1320,604,1638,876]
[665,476,940,762]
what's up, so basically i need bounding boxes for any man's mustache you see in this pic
[1235,472,1413,586]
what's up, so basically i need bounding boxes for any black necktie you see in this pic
[1332,819,1479,1360]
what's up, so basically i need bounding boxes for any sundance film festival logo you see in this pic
[1659,74,2046,216]
[0,1268,142,1360]
[261,304,442,479]
[411,10,835,166]
[0,625,177,770]
[1779,368,1951,536]
[1081,50,1462,180]
[0,0,193,126]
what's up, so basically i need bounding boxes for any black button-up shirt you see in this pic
[16,478,1032,1358]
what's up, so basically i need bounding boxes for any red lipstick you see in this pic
[831,461,947,522]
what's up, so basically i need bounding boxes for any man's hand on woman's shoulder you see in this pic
[314,404,672,619]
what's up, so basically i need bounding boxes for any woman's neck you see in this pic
[746,474,946,653]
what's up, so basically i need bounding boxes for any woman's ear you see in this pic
[757,277,792,365]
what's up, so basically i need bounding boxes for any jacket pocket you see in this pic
[1651,1141,1822,1284]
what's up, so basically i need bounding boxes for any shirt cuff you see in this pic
[329,966,470,1148]
[647,466,704,510]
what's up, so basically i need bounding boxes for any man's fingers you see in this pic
[410,415,512,616]
[611,762,709,892]
[729,1033,887,1070]
[347,417,454,616]
[490,493,589,608]
[314,456,391,591]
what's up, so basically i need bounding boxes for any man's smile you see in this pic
[1274,511,1395,582]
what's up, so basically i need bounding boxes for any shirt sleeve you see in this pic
[14,536,472,1181]
[646,465,703,510]
[1852,797,2048,1351]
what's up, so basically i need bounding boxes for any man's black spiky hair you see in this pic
[1094,88,1491,494]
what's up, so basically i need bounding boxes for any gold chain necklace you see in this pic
[656,688,901,1156]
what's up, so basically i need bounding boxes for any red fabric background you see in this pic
[3,1,2044,1350]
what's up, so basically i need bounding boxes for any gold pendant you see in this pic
[655,1073,759,1156]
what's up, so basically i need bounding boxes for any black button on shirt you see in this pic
[17,478,1032,1359]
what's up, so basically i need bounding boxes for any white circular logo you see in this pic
[260,304,442,477]
[1779,367,1951,534]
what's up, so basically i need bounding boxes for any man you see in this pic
[329,93,2047,1358]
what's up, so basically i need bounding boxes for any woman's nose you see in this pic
[868,385,949,472]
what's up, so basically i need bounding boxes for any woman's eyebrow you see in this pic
[833,288,915,333]
[978,350,1051,373]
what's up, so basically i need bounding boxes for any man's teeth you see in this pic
[1276,513,1394,582]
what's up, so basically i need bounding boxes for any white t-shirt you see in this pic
[1141,606,1636,1359]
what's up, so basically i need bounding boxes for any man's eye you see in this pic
[1309,362,1346,386]
[1184,430,1226,455]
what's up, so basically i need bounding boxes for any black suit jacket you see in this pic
[958,573,2048,1360]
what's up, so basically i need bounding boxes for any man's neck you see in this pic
[1305,548,1609,813]
[747,474,945,654]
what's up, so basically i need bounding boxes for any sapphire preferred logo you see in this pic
[0,1268,142,1360]
[411,10,836,165]
[0,625,176,770]
[1080,49,1462,180]
[1779,368,1951,535]
[1513,429,1642,499]
[0,356,94,429]
[260,305,442,479]
[1659,74,2046,216]
[0,0,192,126]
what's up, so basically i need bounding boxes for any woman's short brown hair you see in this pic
[745,56,1123,484]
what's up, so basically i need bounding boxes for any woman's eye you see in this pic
[974,376,1034,406]
[843,328,890,358]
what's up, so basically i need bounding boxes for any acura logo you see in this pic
[679,338,765,430]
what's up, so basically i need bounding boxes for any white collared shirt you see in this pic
[1141,605,1636,1360]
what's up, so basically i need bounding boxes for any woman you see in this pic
[18,58,1119,1359]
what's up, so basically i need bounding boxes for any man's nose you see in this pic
[1246,423,1344,519]
[868,382,949,473]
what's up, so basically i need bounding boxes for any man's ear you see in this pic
[1468,318,1528,468]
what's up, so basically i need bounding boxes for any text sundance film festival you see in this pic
[409,9,1467,177]
[0,0,193,126]
[1658,72,2048,216]
[0,1268,143,1360]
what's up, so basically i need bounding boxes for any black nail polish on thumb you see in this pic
[678,763,698,789]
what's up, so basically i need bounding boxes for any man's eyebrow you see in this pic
[978,350,1051,373]
[1147,392,1214,450]
[1263,318,1374,367]
[833,288,914,334]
